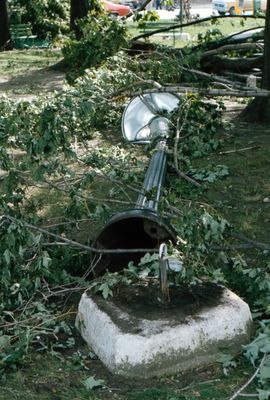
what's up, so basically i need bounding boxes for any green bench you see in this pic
[10,24,38,49]
[10,24,50,49]
[139,21,180,45]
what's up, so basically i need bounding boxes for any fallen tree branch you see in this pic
[201,54,263,74]
[230,232,270,250]
[221,25,264,42]
[212,243,267,250]
[219,145,261,154]
[223,71,262,84]
[130,86,270,98]
[1,215,158,254]
[202,42,264,58]
[179,65,246,89]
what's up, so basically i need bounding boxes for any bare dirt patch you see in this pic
[0,67,65,100]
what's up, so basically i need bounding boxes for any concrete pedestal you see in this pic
[77,287,252,378]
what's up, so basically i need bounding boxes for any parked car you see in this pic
[101,0,132,16]
[212,0,266,15]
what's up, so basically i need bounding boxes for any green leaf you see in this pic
[217,354,236,368]
[257,389,270,400]
[260,366,270,380]
[244,343,259,365]
[42,252,51,269]
[98,283,113,299]
[3,249,11,265]
[0,335,10,350]
[83,376,105,390]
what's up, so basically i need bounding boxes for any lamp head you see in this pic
[121,93,180,144]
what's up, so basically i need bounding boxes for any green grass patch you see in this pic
[199,119,270,243]
[127,17,264,47]
[0,49,62,78]
[0,351,257,400]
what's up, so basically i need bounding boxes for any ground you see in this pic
[0,49,269,400]
[0,49,65,100]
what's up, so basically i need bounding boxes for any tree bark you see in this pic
[70,0,89,40]
[201,55,263,74]
[240,0,270,122]
[0,0,10,50]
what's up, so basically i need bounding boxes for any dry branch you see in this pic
[202,42,264,58]
[1,215,158,254]
[230,232,270,250]
[130,86,270,98]
[219,145,261,154]
[179,65,246,89]
[228,354,268,400]
[201,54,263,74]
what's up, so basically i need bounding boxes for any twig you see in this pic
[219,146,260,154]
[178,378,221,392]
[1,215,158,254]
[42,179,136,207]
[178,65,246,89]
[130,86,270,98]
[113,76,163,97]
[212,243,266,250]
[228,354,268,400]
[230,232,270,250]
[44,218,97,228]
[173,107,201,188]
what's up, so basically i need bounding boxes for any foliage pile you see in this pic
[0,43,270,397]
[62,10,128,81]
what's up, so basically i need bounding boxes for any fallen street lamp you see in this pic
[93,93,180,275]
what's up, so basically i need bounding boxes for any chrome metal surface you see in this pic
[122,93,179,144]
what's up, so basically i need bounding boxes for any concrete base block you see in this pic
[175,32,191,40]
[157,32,191,41]
[77,287,252,378]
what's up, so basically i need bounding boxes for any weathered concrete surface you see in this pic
[77,287,252,378]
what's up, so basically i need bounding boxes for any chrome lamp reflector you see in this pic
[122,93,180,144]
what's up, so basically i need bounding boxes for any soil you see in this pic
[0,66,65,100]
[91,281,225,335]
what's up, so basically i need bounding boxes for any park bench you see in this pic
[10,24,50,49]
[10,24,38,49]
[139,21,183,45]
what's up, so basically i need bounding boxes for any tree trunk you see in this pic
[240,0,270,122]
[0,0,10,50]
[70,0,89,40]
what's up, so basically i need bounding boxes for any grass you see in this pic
[0,48,64,97]
[0,48,62,78]
[199,117,270,243]
[0,351,257,400]
[127,16,264,47]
